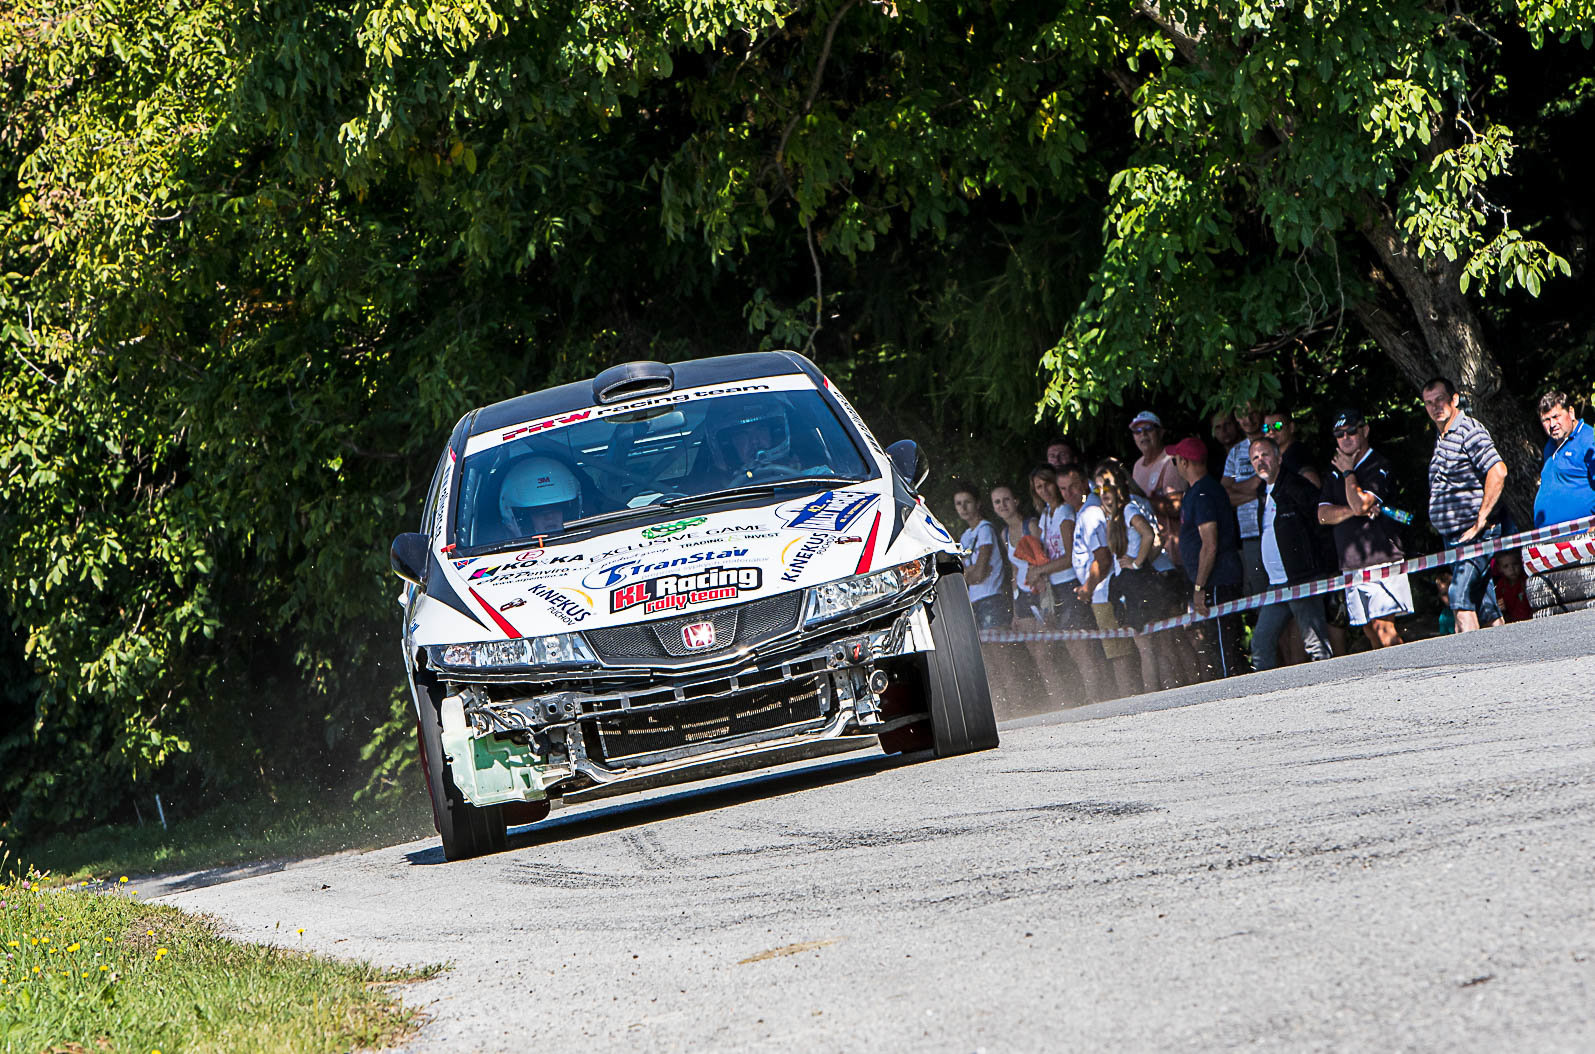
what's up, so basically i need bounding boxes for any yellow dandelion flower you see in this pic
[145,930,154,937]
[104,937,113,944]
[40,937,49,944]
[119,876,128,883]
[130,891,139,896]
[6,941,16,947]
[81,971,89,978]
[296,928,304,935]
[31,966,39,974]
[68,943,80,952]
[29,938,38,946]
[100,965,109,972]
[154,948,168,960]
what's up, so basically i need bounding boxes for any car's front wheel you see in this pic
[879,573,999,757]
[414,678,507,860]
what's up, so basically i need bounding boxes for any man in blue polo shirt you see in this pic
[1534,390,1595,528]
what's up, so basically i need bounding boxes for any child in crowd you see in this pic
[1433,569,1456,635]
[1491,548,1533,623]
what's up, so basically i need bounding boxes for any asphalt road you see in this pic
[162,609,1595,1051]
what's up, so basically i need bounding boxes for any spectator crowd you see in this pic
[952,383,1595,704]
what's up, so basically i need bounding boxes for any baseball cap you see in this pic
[1128,410,1162,430]
[1331,408,1366,432]
[1166,436,1207,462]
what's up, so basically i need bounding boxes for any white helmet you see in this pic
[499,457,581,531]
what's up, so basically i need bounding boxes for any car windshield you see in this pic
[453,384,873,550]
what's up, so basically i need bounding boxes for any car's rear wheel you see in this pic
[414,679,508,861]
[884,572,998,757]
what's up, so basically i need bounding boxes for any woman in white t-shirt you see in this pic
[1026,467,1091,631]
[952,486,1009,628]
[993,483,1073,698]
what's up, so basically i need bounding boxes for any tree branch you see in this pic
[1132,0,1207,66]
[774,0,858,168]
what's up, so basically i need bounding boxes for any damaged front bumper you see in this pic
[436,604,933,808]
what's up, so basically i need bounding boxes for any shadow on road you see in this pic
[402,750,920,865]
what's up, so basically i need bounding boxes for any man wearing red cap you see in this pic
[1169,436,1245,677]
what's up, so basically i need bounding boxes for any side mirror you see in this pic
[390,532,430,586]
[886,439,928,490]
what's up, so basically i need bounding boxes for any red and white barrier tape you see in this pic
[979,513,1595,643]
[1522,536,1595,574]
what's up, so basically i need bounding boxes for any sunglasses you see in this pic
[1262,420,1287,433]
[1333,427,1361,439]
[1129,425,1158,435]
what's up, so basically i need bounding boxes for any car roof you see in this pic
[467,351,824,437]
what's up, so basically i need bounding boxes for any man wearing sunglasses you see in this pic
[1317,409,1412,649]
[1261,410,1322,488]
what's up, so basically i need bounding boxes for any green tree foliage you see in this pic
[2,0,1590,838]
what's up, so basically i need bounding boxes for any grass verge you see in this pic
[0,874,440,1053]
[9,783,435,885]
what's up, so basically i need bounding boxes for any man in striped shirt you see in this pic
[1423,377,1509,632]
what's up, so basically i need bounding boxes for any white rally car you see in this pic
[389,352,997,859]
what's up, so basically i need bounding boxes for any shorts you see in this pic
[972,593,1012,630]
[1014,589,1046,624]
[1443,524,1503,621]
[1092,602,1134,660]
[1345,574,1414,626]
[1050,581,1093,630]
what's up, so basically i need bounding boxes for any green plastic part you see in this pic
[442,728,551,806]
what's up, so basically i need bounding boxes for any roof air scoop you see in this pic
[592,361,676,405]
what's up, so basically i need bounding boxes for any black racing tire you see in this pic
[414,679,507,861]
[920,572,1000,757]
[1526,562,1595,612]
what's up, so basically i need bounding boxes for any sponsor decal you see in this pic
[583,547,751,589]
[467,550,582,581]
[778,490,880,533]
[824,376,888,457]
[681,621,717,651]
[610,566,762,614]
[500,409,593,444]
[453,559,474,570]
[836,535,863,545]
[642,516,707,539]
[679,529,779,550]
[500,597,527,611]
[920,507,955,544]
[781,532,834,583]
[465,376,814,457]
[525,583,591,625]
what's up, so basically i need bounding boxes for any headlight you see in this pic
[804,557,932,626]
[430,633,598,670]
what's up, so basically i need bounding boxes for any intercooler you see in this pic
[591,676,830,766]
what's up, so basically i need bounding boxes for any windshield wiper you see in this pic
[560,506,659,532]
[659,476,865,510]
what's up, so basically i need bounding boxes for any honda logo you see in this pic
[681,621,717,651]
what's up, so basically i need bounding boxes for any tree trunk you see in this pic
[1353,212,1542,528]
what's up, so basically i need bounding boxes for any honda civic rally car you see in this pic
[389,352,997,859]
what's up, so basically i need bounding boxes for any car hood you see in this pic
[410,481,959,646]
